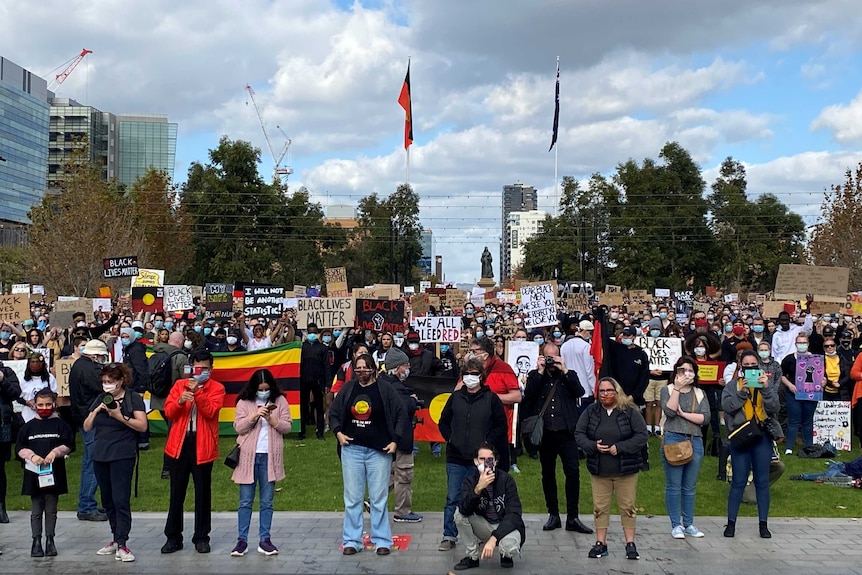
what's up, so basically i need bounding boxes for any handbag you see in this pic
[662,391,696,466]
[728,419,762,451]
[223,444,241,469]
[762,416,784,440]
[521,382,558,447]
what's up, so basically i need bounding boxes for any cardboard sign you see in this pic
[11,283,29,294]
[628,289,648,300]
[507,340,539,389]
[762,300,794,319]
[102,256,139,279]
[353,288,391,300]
[632,336,683,371]
[605,284,621,293]
[355,298,405,334]
[131,287,164,313]
[598,292,624,307]
[55,358,76,397]
[808,301,844,315]
[795,355,824,401]
[755,294,767,304]
[520,282,557,329]
[445,289,467,309]
[243,285,284,319]
[654,288,670,298]
[293,285,307,298]
[428,295,441,310]
[410,293,431,317]
[325,267,349,297]
[566,293,590,313]
[163,285,193,312]
[775,264,850,303]
[846,292,862,318]
[296,297,355,329]
[813,401,852,451]
[692,301,711,313]
[373,284,402,300]
[0,294,30,322]
[204,283,233,318]
[496,290,519,305]
[411,316,461,343]
[131,268,164,287]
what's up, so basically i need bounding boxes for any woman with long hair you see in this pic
[229,369,292,557]
[19,353,57,422]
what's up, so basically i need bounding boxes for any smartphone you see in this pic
[486,459,495,474]
[182,365,193,377]
[744,369,764,388]
[265,403,277,412]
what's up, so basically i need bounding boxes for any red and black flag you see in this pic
[131,286,163,313]
[398,60,413,149]
[549,58,560,152]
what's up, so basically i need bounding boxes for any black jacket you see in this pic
[605,342,650,405]
[523,368,584,433]
[459,468,525,545]
[575,402,648,476]
[407,348,444,377]
[0,366,22,437]
[377,372,418,453]
[439,385,508,469]
[328,376,407,450]
[69,357,103,426]
[123,339,149,393]
[300,340,331,384]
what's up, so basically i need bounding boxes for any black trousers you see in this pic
[299,379,325,436]
[164,435,213,544]
[30,492,59,537]
[94,458,135,546]
[538,428,581,517]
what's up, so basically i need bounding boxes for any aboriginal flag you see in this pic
[398,61,413,149]
[549,59,560,152]
[131,286,163,313]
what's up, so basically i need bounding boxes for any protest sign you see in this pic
[32,285,45,295]
[0,294,29,323]
[419,280,431,292]
[11,283,29,294]
[470,287,485,308]
[131,268,164,287]
[762,300,793,319]
[324,267,349,297]
[506,340,539,388]
[204,283,233,318]
[628,289,648,300]
[372,284,401,300]
[674,290,693,302]
[795,355,824,401]
[813,401,852,451]
[243,285,284,319]
[355,298,405,334]
[445,289,467,309]
[411,316,461,343]
[163,285,193,312]
[92,298,112,314]
[428,295,441,310]
[654,288,670,297]
[353,287,391,300]
[692,301,710,313]
[566,293,590,313]
[846,292,862,317]
[410,293,431,317]
[520,282,557,329]
[292,285,307,298]
[557,281,594,298]
[296,297,355,329]
[97,286,111,298]
[632,336,683,371]
[754,294,767,304]
[598,291,624,307]
[131,287,163,313]
[55,358,76,397]
[774,264,850,303]
[404,286,415,294]
[605,284,621,293]
[496,290,519,305]
[724,293,739,303]
[102,256,139,279]
[696,361,726,385]
[809,301,844,315]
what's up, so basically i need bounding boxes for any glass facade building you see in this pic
[117,115,177,187]
[0,56,49,224]
[419,229,435,277]
[48,98,116,190]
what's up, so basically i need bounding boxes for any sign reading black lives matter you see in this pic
[296,297,355,329]
[520,282,557,329]
[355,298,405,334]
[164,285,194,312]
[243,285,285,319]
[103,256,139,279]
[204,283,233,318]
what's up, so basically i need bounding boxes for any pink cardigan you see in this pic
[231,395,292,484]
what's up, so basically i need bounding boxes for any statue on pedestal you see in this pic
[480,247,494,279]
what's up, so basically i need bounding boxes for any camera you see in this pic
[102,394,117,410]
[414,398,426,409]
[545,356,556,366]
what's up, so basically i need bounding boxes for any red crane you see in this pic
[48,49,92,91]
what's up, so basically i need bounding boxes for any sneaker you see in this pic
[453,556,479,570]
[625,542,639,560]
[363,500,371,513]
[257,538,278,556]
[115,545,135,562]
[438,539,456,551]
[588,541,608,559]
[684,525,704,538]
[672,525,686,539]
[230,539,248,557]
[96,541,117,555]
[501,555,514,568]
[160,540,183,554]
[510,464,521,474]
[784,448,793,455]
[393,512,423,523]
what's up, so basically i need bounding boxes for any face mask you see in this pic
[408,343,420,351]
[757,350,770,360]
[333,330,342,337]
[465,308,474,315]
[102,383,117,393]
[826,350,838,357]
[78,344,86,355]
[33,310,41,318]
[610,312,619,320]
[154,321,164,329]
[841,340,851,348]
[36,407,54,418]
[440,344,449,353]
[165,321,174,330]
[476,462,486,474]
[796,343,809,353]
[732,325,745,336]
[752,325,764,333]
[553,331,562,338]
[193,370,211,385]
[621,338,633,346]
[650,329,661,338]
[203,327,212,337]
[533,337,544,345]
[120,337,131,347]
[394,337,404,346]
[690,324,695,331]
[463,374,481,388]
[830,322,839,329]
[486,329,495,337]
[724,324,733,333]
[37,320,47,330]
[707,315,714,321]
[194,326,202,333]
[488,314,497,321]
[513,317,522,324]
[226,336,238,345]
[0,331,9,340]
[475,316,486,324]
[659,312,668,319]
[322,335,332,344]
[306,333,318,342]
[694,346,706,356]
[77,321,87,328]
[184,340,193,350]
[256,390,270,401]
[475,331,484,338]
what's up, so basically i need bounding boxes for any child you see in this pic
[16,387,74,557]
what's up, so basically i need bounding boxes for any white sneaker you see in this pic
[510,464,521,474]
[96,541,117,555]
[684,525,704,538]
[784,448,793,455]
[672,525,686,539]
[115,545,135,562]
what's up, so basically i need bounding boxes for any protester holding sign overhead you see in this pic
[298,323,331,441]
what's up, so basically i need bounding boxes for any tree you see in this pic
[809,163,862,291]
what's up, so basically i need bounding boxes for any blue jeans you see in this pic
[785,391,817,448]
[662,431,705,528]
[77,427,99,514]
[797,461,847,481]
[443,463,471,541]
[727,434,773,522]
[341,444,392,550]
[238,453,275,542]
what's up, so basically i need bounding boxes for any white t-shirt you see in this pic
[20,373,58,422]
[254,399,271,453]
[247,336,272,351]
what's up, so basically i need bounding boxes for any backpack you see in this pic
[147,349,186,397]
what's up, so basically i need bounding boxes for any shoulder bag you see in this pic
[521,382,557,447]
[224,444,241,469]
[662,390,696,466]
[727,389,763,451]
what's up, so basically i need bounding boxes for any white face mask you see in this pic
[77,321,87,328]
[102,383,117,393]
[693,347,706,356]
[408,343,419,351]
[226,336,238,345]
[394,337,404,346]
[184,340,193,350]
[462,374,481,389]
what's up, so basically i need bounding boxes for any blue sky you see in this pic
[3,0,862,283]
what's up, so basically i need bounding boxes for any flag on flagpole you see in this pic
[398,61,413,150]
[549,59,560,152]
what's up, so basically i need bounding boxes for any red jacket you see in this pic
[483,356,520,442]
[164,376,225,464]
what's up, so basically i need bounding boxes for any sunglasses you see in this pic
[598,389,616,394]
[824,344,836,348]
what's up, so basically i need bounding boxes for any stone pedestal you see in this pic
[477,277,496,290]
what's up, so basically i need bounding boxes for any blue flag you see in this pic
[549,60,559,152]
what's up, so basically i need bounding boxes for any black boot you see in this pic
[31,537,44,557]
[0,503,8,523]
[723,520,736,538]
[759,521,772,539]
[44,536,57,556]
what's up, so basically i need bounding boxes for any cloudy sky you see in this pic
[3,0,862,284]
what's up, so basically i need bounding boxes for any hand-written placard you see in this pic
[654,288,670,298]
[324,267,349,297]
[11,284,30,294]
[55,358,76,397]
[628,289,648,300]
[411,316,461,343]
[520,282,557,329]
[762,300,794,319]
[598,292,624,307]
[204,283,233,318]
[775,264,850,302]
[0,294,30,322]
[131,268,164,287]
[813,400,852,451]
[795,354,824,401]
[695,361,726,384]
[507,340,540,389]
[164,285,193,312]
[353,288,391,300]
[605,285,621,293]
[410,293,431,317]
[566,293,590,313]
[355,298,405,334]
[632,336,683,371]
[445,289,467,309]
[296,297,355,329]
[243,286,285,319]
[103,256,139,279]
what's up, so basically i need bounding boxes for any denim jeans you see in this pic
[77,427,99,514]
[727,434,773,522]
[341,444,392,550]
[785,390,817,448]
[797,461,848,481]
[443,463,471,541]
[662,431,705,528]
[238,453,275,542]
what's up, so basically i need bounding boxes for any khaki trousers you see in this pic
[389,449,414,517]
[590,473,639,529]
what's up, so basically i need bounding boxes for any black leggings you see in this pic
[31,492,59,537]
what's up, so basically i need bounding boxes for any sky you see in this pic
[3,0,862,284]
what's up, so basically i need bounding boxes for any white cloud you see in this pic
[811,90,862,144]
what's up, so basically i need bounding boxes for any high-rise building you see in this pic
[419,229,435,277]
[500,183,537,280]
[48,97,116,190]
[117,114,177,187]
[0,55,49,227]
[504,210,547,280]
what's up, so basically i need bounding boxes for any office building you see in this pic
[500,183,537,280]
[0,55,50,226]
[48,97,116,190]
[419,229,435,277]
[504,210,547,279]
[117,114,177,187]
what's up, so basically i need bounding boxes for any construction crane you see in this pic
[244,84,293,188]
[47,49,92,91]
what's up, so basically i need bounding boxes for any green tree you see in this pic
[809,163,862,291]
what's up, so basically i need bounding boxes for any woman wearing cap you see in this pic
[19,353,57,422]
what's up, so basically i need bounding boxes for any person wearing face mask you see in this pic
[147,314,166,341]
[721,320,749,364]
[770,306,814,362]
[229,369,292,557]
[372,332,395,369]
[747,317,771,348]
[462,305,476,330]
[119,327,151,451]
[224,330,245,353]
[605,327,651,468]
[821,337,852,401]
[437,358,508,553]
[0,360,22,525]
[61,310,119,358]
[298,323,332,441]
[84,362,148,562]
[162,349,225,555]
[150,331,190,480]
[561,320,596,415]
[438,342,460,380]
[0,323,20,359]
[405,332,444,376]
[18,353,58,423]
[755,342,784,428]
[779,334,817,455]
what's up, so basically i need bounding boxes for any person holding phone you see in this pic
[722,349,778,539]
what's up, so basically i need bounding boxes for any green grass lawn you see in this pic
[4,434,859,518]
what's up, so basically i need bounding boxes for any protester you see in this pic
[0,362,21,525]
[770,307,813,361]
[120,327,150,450]
[18,353,57,422]
[298,322,331,440]
[230,369,292,557]
[151,331,189,480]
[780,333,818,455]
[405,331,444,376]
[560,319,596,413]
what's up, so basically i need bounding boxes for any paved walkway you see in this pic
[0,511,860,574]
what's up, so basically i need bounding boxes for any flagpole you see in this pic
[406,146,410,184]
[554,56,559,216]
